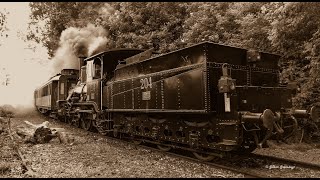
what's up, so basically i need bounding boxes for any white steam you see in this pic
[88,36,108,56]
[50,23,110,75]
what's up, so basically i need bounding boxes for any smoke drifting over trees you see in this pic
[50,24,109,75]
[27,2,320,108]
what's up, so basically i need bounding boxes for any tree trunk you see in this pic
[0,117,7,134]
[15,121,68,144]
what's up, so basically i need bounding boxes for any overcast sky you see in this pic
[0,2,50,107]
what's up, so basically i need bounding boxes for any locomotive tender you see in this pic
[34,42,319,160]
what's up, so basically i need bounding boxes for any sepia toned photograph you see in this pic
[0,2,319,178]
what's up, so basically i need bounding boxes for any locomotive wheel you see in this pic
[59,116,65,123]
[68,114,80,128]
[282,116,298,140]
[157,144,172,152]
[81,118,92,131]
[233,130,259,155]
[113,130,118,138]
[57,115,63,122]
[67,116,73,125]
[233,135,257,155]
[192,152,215,161]
[74,117,81,128]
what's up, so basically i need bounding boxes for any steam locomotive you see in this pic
[34,42,320,161]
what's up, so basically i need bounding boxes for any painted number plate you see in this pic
[142,91,151,100]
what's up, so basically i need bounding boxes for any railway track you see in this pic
[87,134,320,178]
[105,136,267,178]
[223,152,320,178]
[43,115,320,178]
[137,145,267,178]
[67,130,267,177]
[42,115,266,178]
[249,153,320,171]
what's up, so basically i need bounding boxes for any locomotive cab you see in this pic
[86,58,102,82]
[82,49,154,110]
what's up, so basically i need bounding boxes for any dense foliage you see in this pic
[27,2,320,108]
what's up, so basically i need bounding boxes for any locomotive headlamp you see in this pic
[218,77,236,93]
[218,64,236,94]
[218,64,236,112]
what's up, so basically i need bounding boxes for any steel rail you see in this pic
[104,136,267,178]
[249,153,320,171]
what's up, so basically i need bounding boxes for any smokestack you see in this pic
[78,57,87,70]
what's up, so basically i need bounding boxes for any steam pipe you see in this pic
[292,109,308,118]
[240,109,276,131]
[291,106,320,122]
[240,112,263,124]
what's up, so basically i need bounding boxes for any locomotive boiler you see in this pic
[35,41,320,161]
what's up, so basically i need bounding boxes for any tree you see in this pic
[228,2,272,51]
[0,68,10,86]
[266,2,320,108]
[27,2,104,57]
[182,2,239,46]
[96,2,188,52]
[0,104,15,118]
[0,9,8,45]
[27,2,320,109]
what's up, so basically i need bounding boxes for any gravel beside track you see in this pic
[4,115,242,178]
[3,114,320,178]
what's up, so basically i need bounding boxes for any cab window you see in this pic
[93,59,101,79]
[87,61,93,81]
[87,58,102,81]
